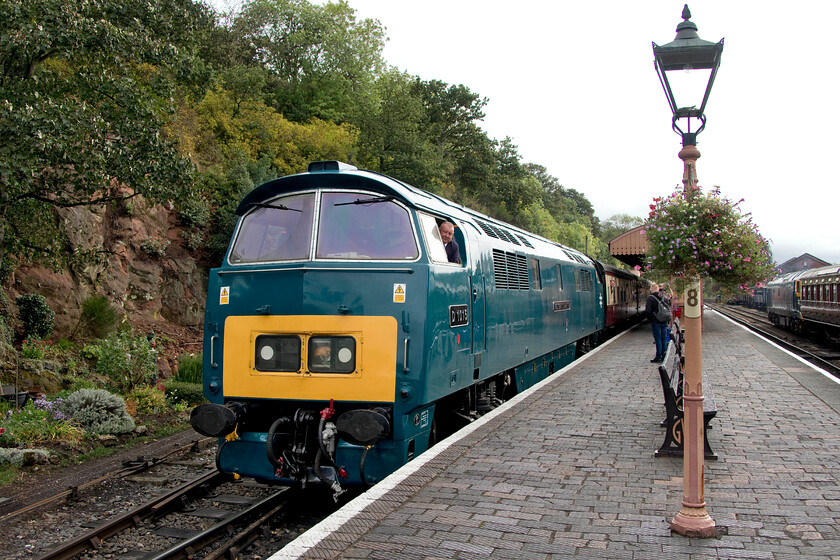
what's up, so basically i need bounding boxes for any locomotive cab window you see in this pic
[419,212,463,265]
[229,193,315,263]
[316,192,418,260]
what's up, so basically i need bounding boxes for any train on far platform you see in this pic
[765,265,840,339]
[189,161,647,498]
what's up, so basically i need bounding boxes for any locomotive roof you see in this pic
[236,161,595,266]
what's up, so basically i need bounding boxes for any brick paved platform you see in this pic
[272,310,840,559]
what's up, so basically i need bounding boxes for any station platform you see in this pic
[271,310,840,559]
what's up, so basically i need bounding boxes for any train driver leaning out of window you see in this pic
[438,221,461,264]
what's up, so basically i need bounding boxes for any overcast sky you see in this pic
[213,0,840,266]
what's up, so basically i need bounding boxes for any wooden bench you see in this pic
[655,330,718,460]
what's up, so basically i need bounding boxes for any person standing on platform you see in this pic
[439,221,461,264]
[645,283,671,363]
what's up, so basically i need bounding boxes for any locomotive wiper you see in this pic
[335,195,395,206]
[245,202,302,212]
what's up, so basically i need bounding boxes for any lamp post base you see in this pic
[671,504,717,538]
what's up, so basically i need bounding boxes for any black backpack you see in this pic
[654,296,672,323]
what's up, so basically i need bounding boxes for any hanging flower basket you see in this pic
[643,187,776,294]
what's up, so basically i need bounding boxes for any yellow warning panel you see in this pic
[393,283,406,303]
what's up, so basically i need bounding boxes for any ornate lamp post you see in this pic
[652,5,723,538]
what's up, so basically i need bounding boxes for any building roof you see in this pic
[608,225,648,268]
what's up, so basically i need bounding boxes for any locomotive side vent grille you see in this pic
[493,249,529,290]
[579,269,594,292]
[512,253,528,289]
[517,234,534,248]
[477,220,522,246]
[478,220,499,239]
[498,227,521,246]
[492,249,508,289]
[562,249,588,265]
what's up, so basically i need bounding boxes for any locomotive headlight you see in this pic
[309,336,356,373]
[259,345,275,361]
[337,347,353,364]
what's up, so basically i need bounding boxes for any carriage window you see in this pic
[229,193,315,264]
[316,192,418,260]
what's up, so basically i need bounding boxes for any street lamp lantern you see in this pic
[653,4,724,146]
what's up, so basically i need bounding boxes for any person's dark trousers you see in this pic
[651,321,668,361]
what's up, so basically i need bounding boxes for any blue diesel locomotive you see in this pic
[190,161,631,497]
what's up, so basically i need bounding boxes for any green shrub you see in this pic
[61,388,135,435]
[72,295,117,340]
[140,238,170,257]
[16,293,54,339]
[0,448,52,467]
[57,378,98,397]
[0,399,84,445]
[174,353,203,384]
[20,338,50,359]
[0,315,12,345]
[84,331,157,392]
[177,195,212,228]
[164,381,206,407]
[126,386,167,415]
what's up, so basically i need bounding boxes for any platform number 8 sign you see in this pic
[684,279,701,319]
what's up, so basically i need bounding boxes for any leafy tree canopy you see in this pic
[1,0,614,275]
[229,0,386,122]
[0,0,214,267]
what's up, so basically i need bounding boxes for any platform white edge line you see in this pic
[268,326,634,560]
[710,308,840,386]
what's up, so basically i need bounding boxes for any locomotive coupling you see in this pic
[189,402,244,438]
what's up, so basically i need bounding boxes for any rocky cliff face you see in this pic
[4,196,210,379]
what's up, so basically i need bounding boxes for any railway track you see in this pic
[0,438,214,524]
[3,436,352,560]
[37,471,291,560]
[708,303,840,379]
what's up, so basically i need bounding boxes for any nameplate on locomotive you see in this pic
[553,300,571,312]
[449,305,469,327]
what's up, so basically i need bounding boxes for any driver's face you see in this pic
[439,224,454,243]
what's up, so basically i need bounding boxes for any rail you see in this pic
[0,437,213,523]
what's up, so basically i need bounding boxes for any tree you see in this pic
[230,0,386,123]
[599,214,643,243]
[0,0,213,268]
